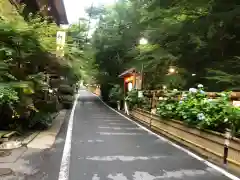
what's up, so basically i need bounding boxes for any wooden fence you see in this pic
[130,108,240,174]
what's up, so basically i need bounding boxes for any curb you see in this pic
[21,131,40,146]
[0,168,13,176]
[0,113,62,150]
[27,110,67,149]
[0,132,40,151]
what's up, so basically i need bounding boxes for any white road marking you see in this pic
[104,120,121,122]
[78,139,105,143]
[92,174,100,180]
[132,169,208,180]
[97,132,142,135]
[108,173,128,180]
[94,93,240,180]
[109,123,131,125]
[58,92,80,180]
[98,126,140,130]
[84,156,165,161]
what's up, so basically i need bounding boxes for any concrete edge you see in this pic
[0,112,63,150]
[27,110,67,150]
[0,168,13,176]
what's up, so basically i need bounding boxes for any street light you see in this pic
[168,67,176,74]
[139,38,148,45]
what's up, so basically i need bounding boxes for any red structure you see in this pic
[119,68,142,96]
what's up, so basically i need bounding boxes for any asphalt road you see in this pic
[29,90,236,180]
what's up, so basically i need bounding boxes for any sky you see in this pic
[63,0,116,24]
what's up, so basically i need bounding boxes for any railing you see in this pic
[130,108,240,173]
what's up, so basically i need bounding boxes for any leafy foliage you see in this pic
[0,4,90,129]
[28,112,53,129]
[156,90,180,119]
[109,84,123,102]
[125,90,139,110]
[90,0,240,94]
[156,86,240,136]
[0,87,19,105]
[65,23,98,85]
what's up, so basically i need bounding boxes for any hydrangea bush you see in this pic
[125,90,151,111]
[156,85,240,136]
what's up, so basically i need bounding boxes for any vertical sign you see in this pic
[138,91,143,98]
[233,100,240,107]
[56,31,66,57]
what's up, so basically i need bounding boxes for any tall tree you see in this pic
[90,0,240,99]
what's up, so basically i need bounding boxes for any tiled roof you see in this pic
[118,68,136,78]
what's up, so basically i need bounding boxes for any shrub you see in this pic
[59,95,74,102]
[28,112,53,129]
[34,99,60,113]
[140,96,151,111]
[157,85,240,135]
[50,78,62,88]
[156,90,180,119]
[124,90,152,111]
[58,84,74,95]
[125,90,144,110]
[0,87,19,123]
[59,95,74,109]
[109,84,123,102]
[0,87,19,105]
[227,106,240,137]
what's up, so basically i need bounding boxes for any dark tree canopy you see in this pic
[89,0,240,100]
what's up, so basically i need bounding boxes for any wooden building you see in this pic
[119,68,142,96]
[9,0,68,25]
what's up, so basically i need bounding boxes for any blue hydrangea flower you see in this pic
[197,113,205,121]
[189,88,197,93]
[199,90,205,94]
[197,84,204,88]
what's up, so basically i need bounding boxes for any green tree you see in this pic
[90,0,240,95]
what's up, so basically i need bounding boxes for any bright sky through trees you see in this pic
[63,0,116,24]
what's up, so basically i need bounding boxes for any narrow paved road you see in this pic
[29,90,237,180]
[68,90,232,180]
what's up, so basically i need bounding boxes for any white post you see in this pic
[124,101,129,115]
[117,101,120,111]
[223,129,231,166]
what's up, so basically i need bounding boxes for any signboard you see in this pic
[138,91,143,98]
[56,31,66,57]
[56,31,66,46]
[233,101,240,107]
